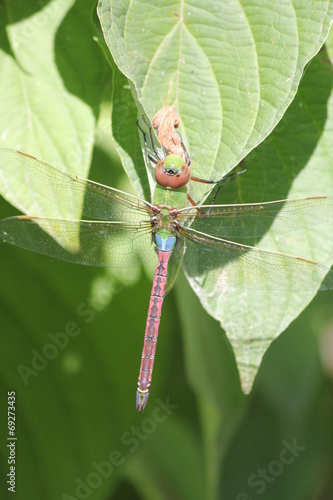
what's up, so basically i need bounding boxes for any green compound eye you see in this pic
[163,154,184,174]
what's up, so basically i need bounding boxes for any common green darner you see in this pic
[0,114,333,411]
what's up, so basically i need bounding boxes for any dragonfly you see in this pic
[0,119,333,411]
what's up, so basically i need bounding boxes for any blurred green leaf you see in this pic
[0,0,109,214]
[123,417,205,500]
[175,272,245,499]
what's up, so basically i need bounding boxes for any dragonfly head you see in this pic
[163,154,184,174]
[155,154,191,189]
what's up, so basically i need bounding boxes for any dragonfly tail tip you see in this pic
[136,389,149,411]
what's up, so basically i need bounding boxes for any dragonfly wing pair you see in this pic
[0,149,156,266]
[0,215,156,267]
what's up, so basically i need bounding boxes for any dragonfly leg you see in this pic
[187,193,203,214]
[191,168,246,210]
[141,115,163,161]
[175,130,191,166]
[191,167,246,186]
[137,119,160,164]
[209,169,247,207]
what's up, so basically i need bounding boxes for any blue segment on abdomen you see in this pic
[155,233,176,252]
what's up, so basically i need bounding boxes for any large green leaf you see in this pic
[184,48,333,392]
[98,1,333,391]
[98,0,333,200]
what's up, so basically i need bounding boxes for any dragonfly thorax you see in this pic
[155,154,191,189]
[150,205,182,256]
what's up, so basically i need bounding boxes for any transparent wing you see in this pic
[0,148,153,220]
[178,196,333,239]
[181,226,333,291]
[0,216,156,267]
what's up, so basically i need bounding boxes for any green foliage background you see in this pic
[0,1,333,499]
